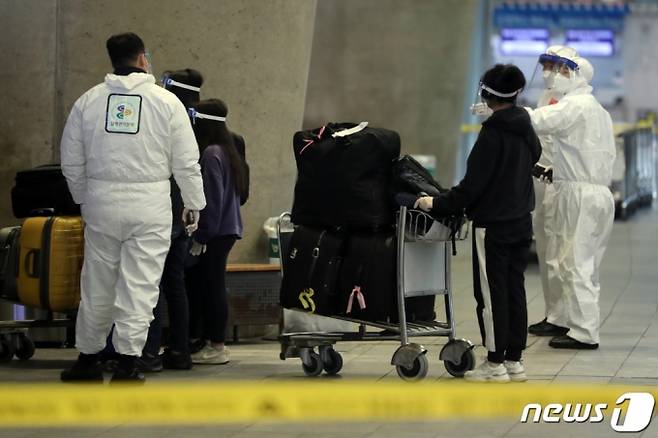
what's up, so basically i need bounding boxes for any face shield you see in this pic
[530,53,580,96]
[161,74,202,92]
[474,81,523,107]
[143,50,154,76]
[187,108,226,125]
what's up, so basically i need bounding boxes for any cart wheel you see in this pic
[302,352,323,377]
[396,354,428,381]
[444,348,476,377]
[14,334,35,361]
[0,338,15,363]
[323,349,343,375]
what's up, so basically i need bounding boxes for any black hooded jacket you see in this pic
[431,106,541,227]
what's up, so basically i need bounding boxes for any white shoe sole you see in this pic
[192,358,229,365]
[508,372,527,382]
[464,373,511,383]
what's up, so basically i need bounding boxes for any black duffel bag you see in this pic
[337,229,436,323]
[11,164,80,218]
[291,123,400,230]
[280,225,345,317]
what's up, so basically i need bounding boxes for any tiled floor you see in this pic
[1,207,657,437]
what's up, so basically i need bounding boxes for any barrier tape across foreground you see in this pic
[0,381,656,426]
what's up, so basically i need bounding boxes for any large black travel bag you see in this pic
[0,226,20,303]
[280,226,345,317]
[291,123,400,229]
[337,230,436,323]
[11,165,80,218]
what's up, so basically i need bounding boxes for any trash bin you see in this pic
[263,217,282,264]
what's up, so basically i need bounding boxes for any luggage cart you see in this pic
[277,207,476,381]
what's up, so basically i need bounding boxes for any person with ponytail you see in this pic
[186,98,245,364]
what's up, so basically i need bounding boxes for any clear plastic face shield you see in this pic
[530,53,580,96]
[161,74,201,92]
[187,108,226,125]
[143,50,153,76]
[474,82,523,107]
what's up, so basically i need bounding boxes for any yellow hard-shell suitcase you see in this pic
[17,217,84,311]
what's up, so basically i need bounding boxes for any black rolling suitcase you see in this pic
[0,226,20,303]
[338,231,436,323]
[280,226,345,317]
[291,123,400,229]
[11,164,80,218]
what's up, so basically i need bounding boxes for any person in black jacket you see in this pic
[416,64,541,383]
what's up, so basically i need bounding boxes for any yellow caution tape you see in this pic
[0,381,655,426]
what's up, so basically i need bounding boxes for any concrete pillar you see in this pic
[303,0,478,186]
[1,0,317,262]
[0,0,58,227]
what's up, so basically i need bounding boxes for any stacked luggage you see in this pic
[0,164,83,361]
[280,122,437,323]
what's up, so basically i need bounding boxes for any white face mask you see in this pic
[542,70,555,89]
[553,74,573,94]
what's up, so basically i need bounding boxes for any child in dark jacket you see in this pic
[416,64,541,382]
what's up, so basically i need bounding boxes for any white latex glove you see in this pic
[189,240,206,256]
[413,196,434,212]
[470,102,493,117]
[182,208,200,236]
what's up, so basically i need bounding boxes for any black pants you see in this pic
[472,217,531,364]
[187,235,236,344]
[143,233,190,356]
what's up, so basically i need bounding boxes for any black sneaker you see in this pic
[162,349,193,370]
[528,318,569,337]
[111,368,146,384]
[110,354,145,384]
[61,353,104,383]
[549,335,599,350]
[136,352,163,373]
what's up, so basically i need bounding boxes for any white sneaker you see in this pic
[191,345,229,365]
[504,360,527,382]
[464,360,510,383]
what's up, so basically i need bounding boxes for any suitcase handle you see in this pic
[24,249,40,278]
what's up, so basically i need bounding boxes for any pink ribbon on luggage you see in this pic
[346,286,366,314]
[299,126,326,155]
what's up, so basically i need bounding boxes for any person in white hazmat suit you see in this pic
[60,33,206,382]
[527,45,580,338]
[525,52,615,349]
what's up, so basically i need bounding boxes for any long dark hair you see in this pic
[162,68,204,108]
[192,98,246,197]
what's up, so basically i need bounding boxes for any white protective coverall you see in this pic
[533,45,578,326]
[61,72,206,356]
[526,57,616,344]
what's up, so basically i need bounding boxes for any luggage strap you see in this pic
[299,126,326,155]
[306,230,326,286]
[346,286,366,313]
